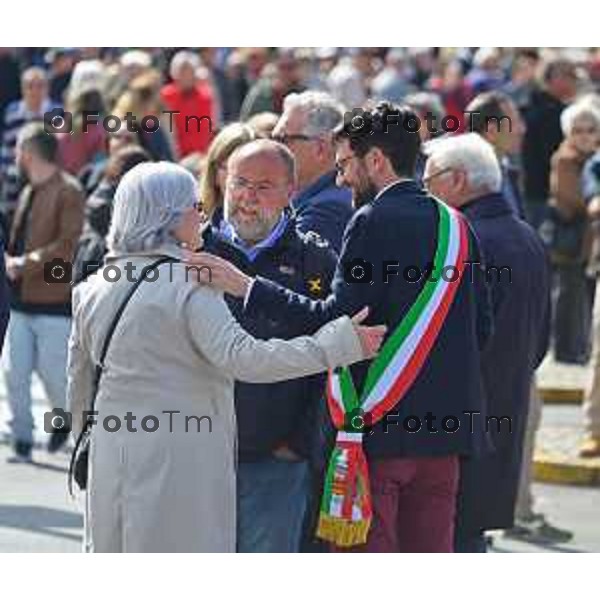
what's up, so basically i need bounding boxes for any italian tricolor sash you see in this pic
[316,199,470,547]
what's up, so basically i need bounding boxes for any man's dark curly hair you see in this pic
[333,101,422,178]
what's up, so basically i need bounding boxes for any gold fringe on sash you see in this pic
[316,514,371,547]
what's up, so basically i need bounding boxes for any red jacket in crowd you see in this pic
[160,82,214,158]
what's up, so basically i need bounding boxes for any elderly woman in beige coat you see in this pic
[67,162,384,553]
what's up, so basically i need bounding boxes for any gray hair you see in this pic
[169,51,201,80]
[107,161,198,254]
[282,91,346,136]
[560,99,600,136]
[425,133,502,194]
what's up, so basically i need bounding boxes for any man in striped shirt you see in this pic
[1,66,58,236]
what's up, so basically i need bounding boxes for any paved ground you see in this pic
[537,353,590,392]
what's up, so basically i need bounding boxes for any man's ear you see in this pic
[454,169,469,194]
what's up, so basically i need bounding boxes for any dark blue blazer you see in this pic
[292,171,353,254]
[203,217,338,463]
[455,192,551,535]
[245,180,493,460]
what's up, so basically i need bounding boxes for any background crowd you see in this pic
[1,46,600,551]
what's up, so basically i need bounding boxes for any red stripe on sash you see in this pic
[369,216,470,423]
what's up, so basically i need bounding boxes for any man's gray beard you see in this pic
[227,209,282,245]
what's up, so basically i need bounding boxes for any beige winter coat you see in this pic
[66,245,364,553]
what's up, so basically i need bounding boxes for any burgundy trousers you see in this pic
[333,455,459,553]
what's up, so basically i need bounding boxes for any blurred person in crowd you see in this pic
[272,91,353,252]
[115,69,176,162]
[371,48,415,104]
[404,91,446,181]
[581,140,600,457]
[179,151,206,181]
[104,49,153,108]
[190,102,492,553]
[0,236,9,355]
[548,100,600,364]
[505,379,573,543]
[201,139,339,552]
[225,48,270,119]
[296,48,329,92]
[57,87,108,176]
[240,49,305,120]
[466,48,506,95]
[326,48,371,110]
[46,47,77,104]
[200,122,256,226]
[429,60,473,132]
[466,91,526,217]
[522,57,579,229]
[308,48,339,91]
[0,66,58,235]
[244,47,270,85]
[0,48,21,131]
[588,51,600,94]
[78,121,142,195]
[67,160,384,552]
[200,47,236,125]
[409,47,437,89]
[2,123,84,463]
[423,133,550,552]
[160,50,215,158]
[223,50,250,119]
[68,59,107,102]
[404,92,445,143]
[246,111,279,138]
[503,49,541,111]
[72,145,151,285]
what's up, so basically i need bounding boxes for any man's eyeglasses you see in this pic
[335,156,354,176]
[422,166,453,186]
[227,176,285,197]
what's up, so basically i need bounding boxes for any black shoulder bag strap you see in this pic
[68,256,177,493]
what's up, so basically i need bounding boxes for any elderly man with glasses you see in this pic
[271,91,353,253]
[201,138,340,552]
[424,133,552,551]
